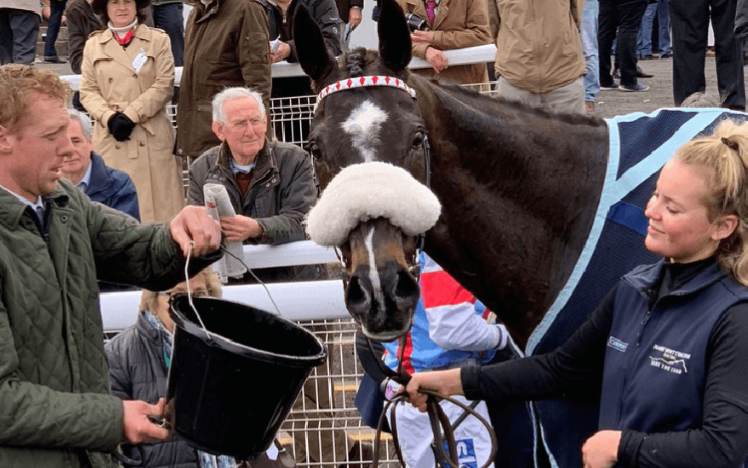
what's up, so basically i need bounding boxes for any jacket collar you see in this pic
[84,152,114,197]
[623,258,726,301]
[97,22,153,45]
[186,0,223,23]
[0,183,71,230]
[214,139,277,183]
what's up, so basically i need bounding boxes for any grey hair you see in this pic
[681,92,720,109]
[67,108,93,140]
[212,87,266,123]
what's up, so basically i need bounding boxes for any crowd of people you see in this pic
[2,0,748,468]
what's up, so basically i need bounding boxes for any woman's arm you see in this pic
[406,286,616,410]
[617,304,748,468]
[79,37,119,127]
[121,31,174,124]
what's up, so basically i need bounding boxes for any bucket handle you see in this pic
[219,245,283,317]
[185,241,213,342]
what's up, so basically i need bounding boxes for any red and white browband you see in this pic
[317,75,417,102]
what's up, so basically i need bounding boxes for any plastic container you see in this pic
[168,295,327,460]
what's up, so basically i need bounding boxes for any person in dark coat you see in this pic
[62,109,141,221]
[65,0,100,74]
[668,0,745,110]
[335,0,362,50]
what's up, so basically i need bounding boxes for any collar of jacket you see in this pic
[0,182,71,230]
[96,22,154,45]
[85,152,114,197]
[622,258,725,302]
[214,139,278,185]
[186,0,223,23]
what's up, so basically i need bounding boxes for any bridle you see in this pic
[315,75,432,284]
[315,76,495,468]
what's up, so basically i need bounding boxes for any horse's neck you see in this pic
[412,76,610,348]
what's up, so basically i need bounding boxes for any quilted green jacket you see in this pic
[0,181,216,468]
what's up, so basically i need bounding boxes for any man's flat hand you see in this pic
[122,399,169,444]
[425,47,448,73]
[170,206,222,257]
[271,41,291,63]
[220,215,263,242]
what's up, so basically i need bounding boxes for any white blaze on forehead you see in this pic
[341,100,388,162]
[365,226,386,313]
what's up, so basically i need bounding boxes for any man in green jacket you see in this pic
[0,64,222,468]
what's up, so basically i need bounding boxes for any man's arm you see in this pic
[0,299,124,450]
[239,0,272,112]
[430,0,492,51]
[570,0,584,29]
[288,0,343,61]
[254,151,317,245]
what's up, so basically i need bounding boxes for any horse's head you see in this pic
[295,0,436,340]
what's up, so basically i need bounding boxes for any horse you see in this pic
[295,0,613,351]
[293,0,748,466]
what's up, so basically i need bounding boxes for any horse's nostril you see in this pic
[394,270,420,303]
[346,276,370,307]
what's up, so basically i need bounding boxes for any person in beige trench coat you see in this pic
[80,4,184,222]
[396,0,491,85]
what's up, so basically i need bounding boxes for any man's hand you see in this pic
[425,47,448,73]
[122,399,169,444]
[411,30,435,45]
[220,215,263,242]
[170,206,222,257]
[271,41,291,63]
[581,430,621,468]
[405,368,463,412]
[349,7,362,28]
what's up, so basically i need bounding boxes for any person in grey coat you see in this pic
[187,87,317,247]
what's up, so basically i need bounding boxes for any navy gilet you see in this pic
[600,260,748,438]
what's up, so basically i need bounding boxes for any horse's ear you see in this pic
[293,3,336,82]
[377,0,411,71]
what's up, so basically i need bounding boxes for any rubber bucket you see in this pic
[167,295,327,460]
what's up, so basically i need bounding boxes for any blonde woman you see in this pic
[80,0,184,222]
[406,121,748,468]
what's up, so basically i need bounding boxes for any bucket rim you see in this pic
[169,295,327,366]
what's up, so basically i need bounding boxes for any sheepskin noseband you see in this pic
[306,162,442,246]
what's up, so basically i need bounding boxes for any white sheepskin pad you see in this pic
[306,162,442,246]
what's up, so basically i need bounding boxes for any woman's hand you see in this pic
[404,368,463,412]
[425,47,448,73]
[107,112,136,142]
[582,430,621,468]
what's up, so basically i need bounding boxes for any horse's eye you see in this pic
[412,132,424,149]
[308,142,323,163]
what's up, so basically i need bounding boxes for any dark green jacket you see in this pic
[0,181,216,468]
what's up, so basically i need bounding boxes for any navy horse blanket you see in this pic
[518,108,747,468]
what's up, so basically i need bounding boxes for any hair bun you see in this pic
[722,137,739,152]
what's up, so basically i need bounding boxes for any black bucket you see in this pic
[167,295,327,460]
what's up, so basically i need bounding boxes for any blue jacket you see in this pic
[600,261,748,439]
[85,153,141,221]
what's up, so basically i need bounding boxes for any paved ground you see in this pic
[592,55,722,119]
[34,54,726,120]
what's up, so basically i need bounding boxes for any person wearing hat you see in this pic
[79,0,186,223]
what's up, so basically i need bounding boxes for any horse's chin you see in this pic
[359,325,411,343]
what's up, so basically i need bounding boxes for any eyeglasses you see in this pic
[225,118,265,132]
[159,289,213,298]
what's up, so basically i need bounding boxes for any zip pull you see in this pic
[282,13,287,24]
[640,310,651,326]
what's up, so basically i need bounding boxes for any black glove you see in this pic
[107,112,136,142]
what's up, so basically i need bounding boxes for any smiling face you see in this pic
[107,0,137,28]
[212,96,267,166]
[62,118,93,184]
[0,92,73,202]
[644,158,732,263]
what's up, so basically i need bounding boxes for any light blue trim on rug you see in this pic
[525,109,725,355]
